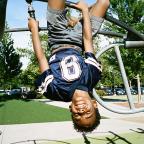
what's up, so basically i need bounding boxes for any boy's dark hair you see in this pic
[72,108,101,133]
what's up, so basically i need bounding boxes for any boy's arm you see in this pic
[82,6,93,53]
[71,1,94,53]
[28,18,49,73]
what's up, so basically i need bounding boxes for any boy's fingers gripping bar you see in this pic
[28,4,36,19]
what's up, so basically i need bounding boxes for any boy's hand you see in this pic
[28,18,39,32]
[67,16,79,27]
[70,0,88,12]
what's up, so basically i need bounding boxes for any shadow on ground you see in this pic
[0,94,34,108]
[83,131,133,144]
[8,128,144,144]
[84,128,144,144]
[130,128,144,134]
[10,140,71,144]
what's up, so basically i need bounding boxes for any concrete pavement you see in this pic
[1,119,144,144]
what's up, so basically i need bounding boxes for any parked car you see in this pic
[103,88,113,96]
[9,89,21,95]
[0,90,6,95]
[130,88,137,95]
[119,88,137,95]
[5,90,11,95]
[115,88,125,95]
[8,87,30,96]
[141,87,144,94]
[133,87,144,95]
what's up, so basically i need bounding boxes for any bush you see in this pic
[21,90,46,99]
[96,90,106,97]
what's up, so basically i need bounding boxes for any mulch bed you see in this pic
[113,102,144,123]
[113,102,144,108]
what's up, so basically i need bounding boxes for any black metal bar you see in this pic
[26,0,75,6]
[105,15,144,41]
[0,0,8,40]
[97,30,125,38]
[4,27,47,32]
[26,0,77,5]
[4,27,125,38]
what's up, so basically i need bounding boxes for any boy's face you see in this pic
[69,90,97,128]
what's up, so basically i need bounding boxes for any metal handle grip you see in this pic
[28,5,36,19]
[125,41,144,48]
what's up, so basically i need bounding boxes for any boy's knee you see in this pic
[97,0,110,7]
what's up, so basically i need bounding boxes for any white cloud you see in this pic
[20,57,30,70]
[12,32,31,48]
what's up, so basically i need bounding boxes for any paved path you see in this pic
[1,119,144,144]
[0,100,144,144]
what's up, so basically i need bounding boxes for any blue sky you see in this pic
[6,0,95,68]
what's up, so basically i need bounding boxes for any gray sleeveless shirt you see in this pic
[47,7,104,51]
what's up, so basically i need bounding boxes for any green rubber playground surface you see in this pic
[40,132,144,144]
[0,95,71,125]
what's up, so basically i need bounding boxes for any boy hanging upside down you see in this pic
[28,0,109,132]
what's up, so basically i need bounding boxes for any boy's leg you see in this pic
[89,0,110,17]
[48,0,65,10]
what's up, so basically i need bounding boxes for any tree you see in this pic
[101,0,144,86]
[0,28,22,88]
[18,32,49,87]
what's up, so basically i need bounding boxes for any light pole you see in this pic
[134,74,142,103]
[109,66,115,94]
[137,74,142,103]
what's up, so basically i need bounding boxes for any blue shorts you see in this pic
[36,48,101,102]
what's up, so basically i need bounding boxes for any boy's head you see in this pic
[69,90,101,132]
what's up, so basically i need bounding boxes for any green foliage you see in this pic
[39,32,51,57]
[96,90,106,97]
[101,0,144,86]
[0,29,22,86]
[19,63,39,87]
[109,0,144,30]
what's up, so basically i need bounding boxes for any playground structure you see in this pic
[1,0,144,114]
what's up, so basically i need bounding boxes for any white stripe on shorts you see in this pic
[37,75,54,94]
[85,57,102,72]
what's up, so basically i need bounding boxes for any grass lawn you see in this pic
[41,132,144,144]
[0,95,71,125]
